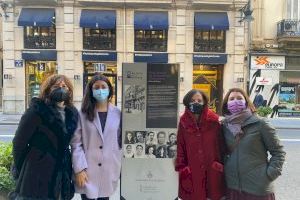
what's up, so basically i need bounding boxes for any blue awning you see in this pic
[134,11,169,30]
[193,54,227,64]
[195,12,229,30]
[80,10,116,29]
[18,8,55,27]
[134,53,168,63]
[82,51,117,61]
[22,50,57,61]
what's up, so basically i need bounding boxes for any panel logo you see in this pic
[252,56,285,70]
[255,56,269,65]
[126,71,143,79]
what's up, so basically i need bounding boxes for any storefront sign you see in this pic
[193,54,227,64]
[22,50,57,61]
[3,74,12,80]
[251,56,285,70]
[122,63,179,200]
[134,53,168,63]
[93,63,106,72]
[82,51,117,61]
[256,77,273,85]
[15,60,23,68]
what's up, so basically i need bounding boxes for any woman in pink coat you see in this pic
[71,74,122,200]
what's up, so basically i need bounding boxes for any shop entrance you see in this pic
[83,62,117,105]
[25,61,57,107]
[193,65,224,114]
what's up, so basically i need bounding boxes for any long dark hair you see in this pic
[39,74,74,106]
[81,73,113,121]
[222,88,256,115]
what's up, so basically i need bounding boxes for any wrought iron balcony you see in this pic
[24,36,56,49]
[277,20,300,50]
[135,39,167,52]
[277,20,300,38]
[83,36,116,50]
[194,39,225,53]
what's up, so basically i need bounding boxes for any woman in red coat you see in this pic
[175,89,226,200]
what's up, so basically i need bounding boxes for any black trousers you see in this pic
[81,194,109,200]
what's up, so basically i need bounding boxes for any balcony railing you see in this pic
[135,39,167,52]
[24,36,56,49]
[277,20,300,37]
[194,39,225,53]
[83,36,116,50]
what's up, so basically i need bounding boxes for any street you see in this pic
[0,125,299,200]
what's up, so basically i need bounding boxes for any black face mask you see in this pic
[49,88,69,103]
[189,102,204,114]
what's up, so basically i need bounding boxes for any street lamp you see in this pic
[0,1,13,19]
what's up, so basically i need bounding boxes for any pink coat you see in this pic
[71,104,122,198]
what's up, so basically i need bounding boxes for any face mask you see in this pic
[49,88,69,103]
[93,89,110,102]
[189,102,204,114]
[227,99,246,114]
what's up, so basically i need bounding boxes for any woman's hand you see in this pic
[75,170,88,187]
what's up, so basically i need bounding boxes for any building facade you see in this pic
[2,0,248,114]
[251,0,300,118]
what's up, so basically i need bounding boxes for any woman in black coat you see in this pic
[12,75,78,200]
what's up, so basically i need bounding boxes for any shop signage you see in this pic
[193,54,227,64]
[256,77,273,85]
[22,50,57,61]
[251,56,285,70]
[15,60,23,68]
[82,51,117,61]
[3,74,12,80]
[278,85,300,118]
[134,53,168,63]
[93,63,106,72]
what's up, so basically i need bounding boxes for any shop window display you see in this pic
[25,61,57,106]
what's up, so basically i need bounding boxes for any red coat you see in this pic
[175,107,225,200]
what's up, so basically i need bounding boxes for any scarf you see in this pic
[224,109,253,137]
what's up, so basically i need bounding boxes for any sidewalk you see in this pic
[0,112,299,129]
[0,113,22,125]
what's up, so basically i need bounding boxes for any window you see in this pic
[83,28,116,50]
[287,0,300,19]
[194,30,226,52]
[287,56,300,70]
[278,71,300,117]
[134,30,168,52]
[25,61,57,106]
[24,26,56,49]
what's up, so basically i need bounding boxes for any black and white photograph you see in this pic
[167,144,177,159]
[167,132,177,146]
[156,145,168,158]
[145,131,157,145]
[145,145,156,159]
[135,131,146,144]
[124,131,135,144]
[134,144,145,158]
[157,131,167,146]
[124,144,135,158]
[124,85,146,114]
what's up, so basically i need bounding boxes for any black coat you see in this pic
[12,98,78,200]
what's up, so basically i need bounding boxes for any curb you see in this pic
[0,122,19,125]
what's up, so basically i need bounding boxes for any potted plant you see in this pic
[256,106,273,117]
